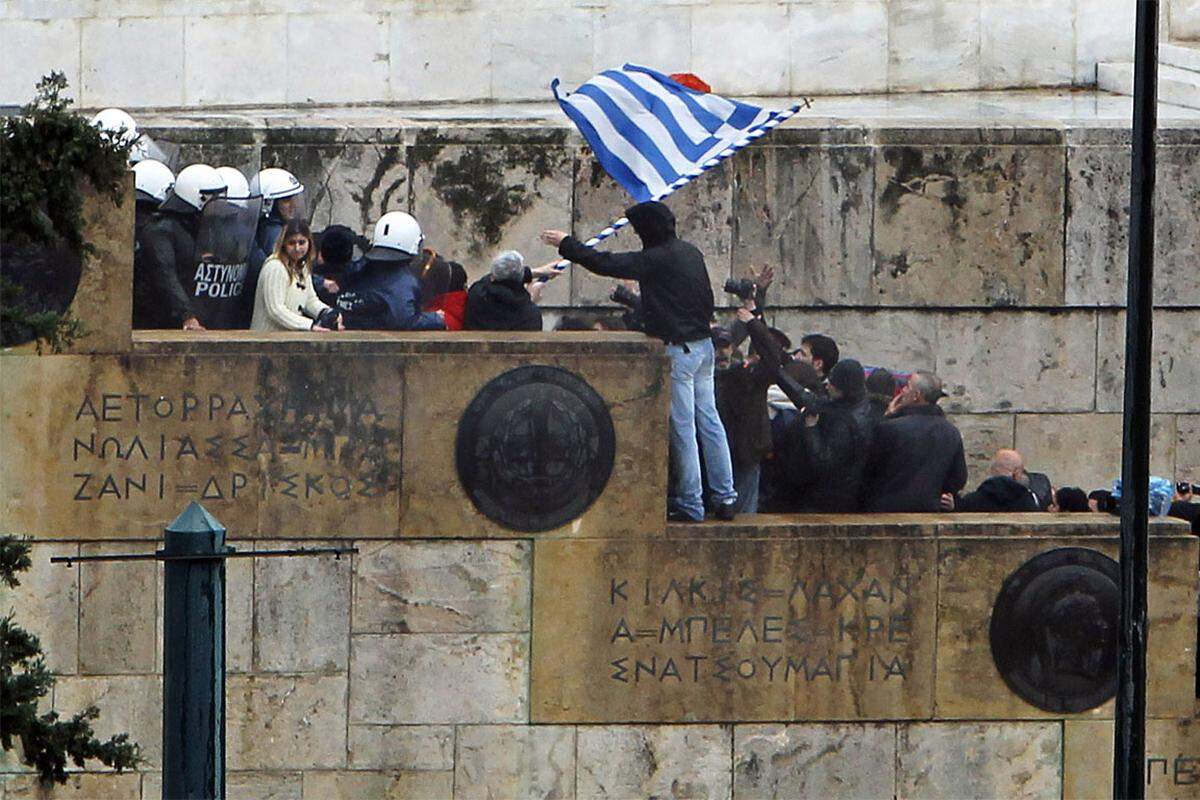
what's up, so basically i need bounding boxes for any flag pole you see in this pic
[550,98,811,271]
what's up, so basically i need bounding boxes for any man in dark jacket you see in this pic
[954,449,1040,512]
[336,211,444,331]
[862,371,968,512]
[464,250,543,331]
[741,305,873,513]
[542,201,738,522]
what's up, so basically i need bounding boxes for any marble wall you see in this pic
[3,523,1196,800]
[1,0,1179,109]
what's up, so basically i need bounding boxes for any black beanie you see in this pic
[828,358,865,401]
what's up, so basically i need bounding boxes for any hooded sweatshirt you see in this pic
[957,475,1040,512]
[464,275,542,331]
[558,201,713,344]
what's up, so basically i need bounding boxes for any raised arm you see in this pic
[542,230,650,281]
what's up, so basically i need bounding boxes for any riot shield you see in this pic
[195,196,262,266]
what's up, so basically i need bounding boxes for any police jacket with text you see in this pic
[335,257,445,331]
[557,201,712,344]
[139,208,248,329]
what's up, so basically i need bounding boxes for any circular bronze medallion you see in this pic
[456,365,615,532]
[989,547,1120,713]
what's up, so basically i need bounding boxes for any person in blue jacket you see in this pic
[336,212,445,331]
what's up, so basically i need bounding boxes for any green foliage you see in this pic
[0,535,141,784]
[0,275,87,354]
[0,72,130,252]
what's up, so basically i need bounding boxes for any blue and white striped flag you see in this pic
[552,64,803,203]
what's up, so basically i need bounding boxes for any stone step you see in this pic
[1097,61,1200,109]
[1160,41,1200,72]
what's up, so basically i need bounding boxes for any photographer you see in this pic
[1170,481,1199,533]
[736,300,872,513]
[542,201,738,522]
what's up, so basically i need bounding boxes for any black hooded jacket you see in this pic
[957,476,1039,512]
[464,275,543,331]
[558,201,712,344]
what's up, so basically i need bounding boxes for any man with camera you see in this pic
[542,201,738,522]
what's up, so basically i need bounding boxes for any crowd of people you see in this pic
[111,108,1196,530]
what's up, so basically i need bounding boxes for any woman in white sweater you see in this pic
[251,218,340,331]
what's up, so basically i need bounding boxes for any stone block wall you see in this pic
[3,521,1196,800]
[134,120,1200,492]
[9,0,1197,109]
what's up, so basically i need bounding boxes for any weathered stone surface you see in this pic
[78,542,156,674]
[353,540,530,634]
[1063,719,1200,799]
[980,0,1074,87]
[350,633,528,724]
[888,0,981,91]
[53,676,162,769]
[300,770,454,800]
[454,725,575,800]
[789,1,889,94]
[152,141,262,184]
[261,143,406,238]
[0,354,404,539]
[348,725,454,771]
[576,725,731,800]
[873,145,1065,306]
[532,538,937,723]
[2,773,141,799]
[571,156,733,307]
[0,543,78,674]
[184,15,286,105]
[409,142,573,306]
[143,771,304,800]
[286,13,388,105]
[897,722,1061,799]
[227,544,254,673]
[734,723,896,799]
[1015,413,1177,492]
[770,309,938,373]
[935,536,1198,719]
[227,675,348,770]
[936,311,1097,413]
[731,145,875,306]
[1097,311,1200,414]
[1178,416,1200,480]
[254,539,351,673]
[948,414,1016,490]
[399,353,666,539]
[81,16,183,107]
[1065,145,1200,306]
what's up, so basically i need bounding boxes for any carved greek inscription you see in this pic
[604,572,914,688]
[65,387,395,506]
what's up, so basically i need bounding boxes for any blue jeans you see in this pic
[734,462,760,514]
[667,338,736,519]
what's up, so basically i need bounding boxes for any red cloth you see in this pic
[669,73,711,93]
[427,290,467,331]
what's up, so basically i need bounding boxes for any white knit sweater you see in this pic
[250,256,329,331]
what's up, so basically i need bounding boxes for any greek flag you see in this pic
[552,64,802,203]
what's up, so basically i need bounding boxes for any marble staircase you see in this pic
[1097,40,1200,109]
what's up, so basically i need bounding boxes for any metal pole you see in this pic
[161,502,228,800]
[1114,1,1158,797]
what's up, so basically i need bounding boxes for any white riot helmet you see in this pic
[91,108,139,148]
[132,159,175,204]
[166,164,226,212]
[216,166,250,202]
[365,212,423,261]
[249,168,303,217]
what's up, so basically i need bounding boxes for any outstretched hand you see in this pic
[735,307,755,324]
[754,265,775,292]
[530,260,564,281]
[540,230,568,247]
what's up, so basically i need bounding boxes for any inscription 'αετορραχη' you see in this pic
[66,389,393,504]
[604,573,914,687]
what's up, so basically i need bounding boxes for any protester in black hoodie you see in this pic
[862,371,967,512]
[542,202,738,522]
[954,449,1040,512]
[464,250,543,331]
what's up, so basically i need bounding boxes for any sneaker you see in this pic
[713,501,737,521]
[667,509,703,523]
